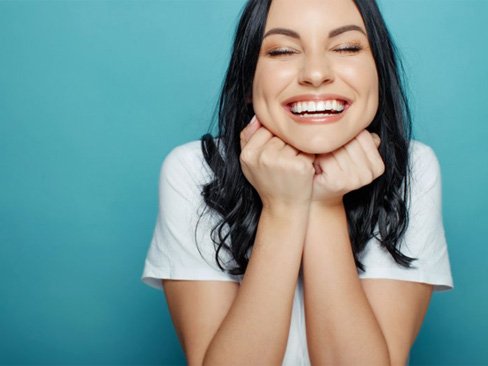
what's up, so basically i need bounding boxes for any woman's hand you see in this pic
[240,116,315,210]
[312,130,385,207]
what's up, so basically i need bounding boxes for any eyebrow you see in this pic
[329,25,366,38]
[263,24,366,40]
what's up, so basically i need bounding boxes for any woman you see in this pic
[142,0,453,364]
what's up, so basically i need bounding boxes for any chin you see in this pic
[287,136,346,155]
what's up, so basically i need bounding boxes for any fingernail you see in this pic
[249,116,257,125]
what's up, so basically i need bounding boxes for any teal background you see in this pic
[0,0,486,364]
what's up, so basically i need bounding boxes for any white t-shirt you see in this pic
[142,139,453,366]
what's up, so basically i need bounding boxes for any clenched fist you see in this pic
[240,116,315,210]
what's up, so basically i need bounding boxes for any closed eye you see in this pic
[334,43,363,54]
[267,48,297,57]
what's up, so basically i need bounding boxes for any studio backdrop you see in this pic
[0,0,487,364]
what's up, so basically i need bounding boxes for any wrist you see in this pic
[309,201,346,221]
[306,202,349,245]
[310,198,345,212]
[261,201,311,221]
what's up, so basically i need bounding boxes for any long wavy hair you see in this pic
[200,0,415,275]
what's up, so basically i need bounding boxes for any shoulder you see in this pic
[358,140,453,290]
[142,139,240,288]
[409,140,439,174]
[408,140,440,171]
[162,140,206,173]
[408,140,442,196]
[160,140,214,189]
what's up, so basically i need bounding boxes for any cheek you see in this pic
[252,61,296,129]
[251,68,266,107]
[367,71,379,117]
[251,69,271,128]
[252,62,296,103]
[366,64,380,101]
[251,64,268,118]
[346,67,375,89]
[339,60,379,109]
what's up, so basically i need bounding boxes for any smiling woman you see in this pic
[141,0,453,365]
[253,1,379,154]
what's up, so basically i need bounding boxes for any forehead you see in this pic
[265,0,365,32]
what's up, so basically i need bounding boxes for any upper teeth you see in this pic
[290,100,345,113]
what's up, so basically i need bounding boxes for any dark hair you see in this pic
[200,0,415,275]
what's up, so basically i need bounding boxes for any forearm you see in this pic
[203,205,309,366]
[302,203,390,365]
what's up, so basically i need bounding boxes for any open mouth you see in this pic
[288,99,348,117]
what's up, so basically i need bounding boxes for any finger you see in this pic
[240,116,263,149]
[313,159,323,175]
[240,123,273,152]
[371,132,381,148]
[281,143,316,169]
[315,152,341,181]
[356,130,381,159]
[280,141,301,157]
[240,116,261,142]
[331,144,354,174]
[344,137,373,172]
[344,137,378,184]
[265,135,286,152]
[356,131,385,177]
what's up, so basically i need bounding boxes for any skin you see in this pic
[252,0,379,154]
[163,0,433,365]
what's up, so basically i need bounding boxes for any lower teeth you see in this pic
[299,112,337,117]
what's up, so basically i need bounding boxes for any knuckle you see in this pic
[351,176,362,188]
[332,177,345,191]
[297,160,313,175]
[375,161,386,176]
[239,129,248,141]
[259,150,273,167]
[240,148,253,164]
[363,170,374,183]
[357,129,369,142]
[380,161,386,174]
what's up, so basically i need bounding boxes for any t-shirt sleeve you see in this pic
[358,142,454,291]
[141,142,241,290]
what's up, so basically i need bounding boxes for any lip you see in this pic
[282,94,352,125]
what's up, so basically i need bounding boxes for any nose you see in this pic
[298,52,334,87]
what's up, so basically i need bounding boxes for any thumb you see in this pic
[371,133,381,148]
[241,116,261,145]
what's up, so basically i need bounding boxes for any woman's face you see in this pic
[252,0,379,154]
